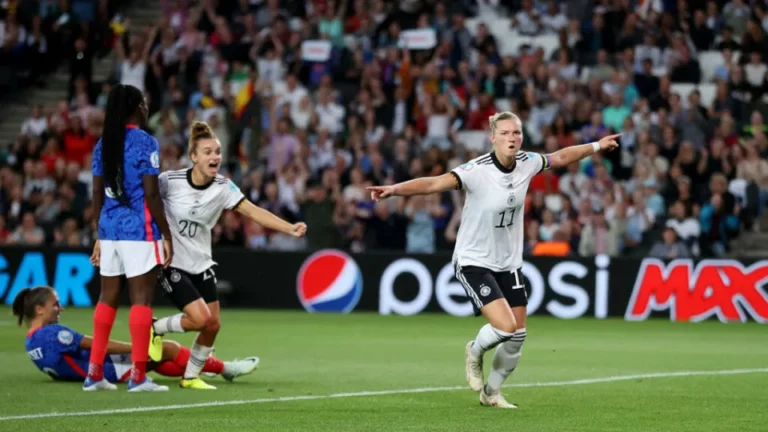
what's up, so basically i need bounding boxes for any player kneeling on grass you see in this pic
[147,122,307,390]
[368,112,619,408]
[14,286,258,385]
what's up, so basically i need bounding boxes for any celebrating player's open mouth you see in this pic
[366,111,619,409]
[149,122,307,390]
[196,147,222,179]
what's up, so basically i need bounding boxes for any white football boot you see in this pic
[465,341,484,392]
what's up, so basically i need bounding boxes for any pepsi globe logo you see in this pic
[297,250,363,313]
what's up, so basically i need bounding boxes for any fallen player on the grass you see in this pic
[13,285,259,385]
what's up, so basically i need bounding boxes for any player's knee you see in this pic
[187,311,212,331]
[494,319,517,336]
[204,316,221,335]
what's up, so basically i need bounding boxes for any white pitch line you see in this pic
[1,368,766,422]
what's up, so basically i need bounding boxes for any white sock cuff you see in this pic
[169,314,184,333]
[490,326,515,342]
[191,340,213,355]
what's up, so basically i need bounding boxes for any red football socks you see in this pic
[154,347,226,377]
[128,305,153,383]
[204,357,225,375]
[87,302,117,380]
[154,361,184,376]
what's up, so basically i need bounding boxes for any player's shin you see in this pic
[87,302,117,380]
[153,313,185,335]
[183,335,214,379]
[128,305,153,383]
[486,328,526,395]
[470,324,515,359]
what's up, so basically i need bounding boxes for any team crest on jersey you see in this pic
[459,162,474,171]
[170,270,181,283]
[57,330,73,345]
[507,194,516,206]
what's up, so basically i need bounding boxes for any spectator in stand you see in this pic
[666,200,701,255]
[3,0,764,260]
[649,227,692,259]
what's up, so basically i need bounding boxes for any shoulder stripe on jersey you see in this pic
[476,155,491,163]
[449,171,463,190]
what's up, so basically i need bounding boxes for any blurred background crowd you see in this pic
[1,0,768,260]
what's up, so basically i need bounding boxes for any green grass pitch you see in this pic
[0,309,766,431]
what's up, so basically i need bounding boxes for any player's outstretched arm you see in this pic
[546,134,620,169]
[235,200,307,238]
[367,174,459,201]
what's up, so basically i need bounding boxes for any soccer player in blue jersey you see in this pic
[88,84,174,392]
[14,286,259,384]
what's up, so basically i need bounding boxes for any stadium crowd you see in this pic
[1,0,768,259]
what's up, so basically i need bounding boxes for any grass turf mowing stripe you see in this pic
[1,368,766,422]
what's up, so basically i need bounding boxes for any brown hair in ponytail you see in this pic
[188,121,217,158]
[11,286,55,326]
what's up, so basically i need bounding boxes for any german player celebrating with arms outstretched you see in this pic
[368,112,619,408]
[148,122,307,390]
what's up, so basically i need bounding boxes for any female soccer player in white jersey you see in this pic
[368,112,619,408]
[150,122,307,390]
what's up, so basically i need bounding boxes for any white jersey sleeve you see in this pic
[159,172,169,199]
[223,179,246,210]
[521,151,551,179]
[451,160,486,192]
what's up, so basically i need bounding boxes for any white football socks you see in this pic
[470,324,515,359]
[153,314,185,335]
[183,338,213,380]
[486,328,526,394]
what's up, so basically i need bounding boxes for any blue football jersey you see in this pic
[92,126,162,241]
[25,324,88,381]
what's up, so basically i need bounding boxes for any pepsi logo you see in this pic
[297,249,363,313]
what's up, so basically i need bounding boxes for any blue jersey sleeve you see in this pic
[42,325,85,354]
[137,134,161,176]
[92,140,103,176]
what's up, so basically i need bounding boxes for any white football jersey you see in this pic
[159,169,245,275]
[451,151,550,272]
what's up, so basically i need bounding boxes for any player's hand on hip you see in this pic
[598,134,621,152]
[290,222,307,238]
[367,185,395,201]
[162,239,173,268]
[90,240,100,267]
